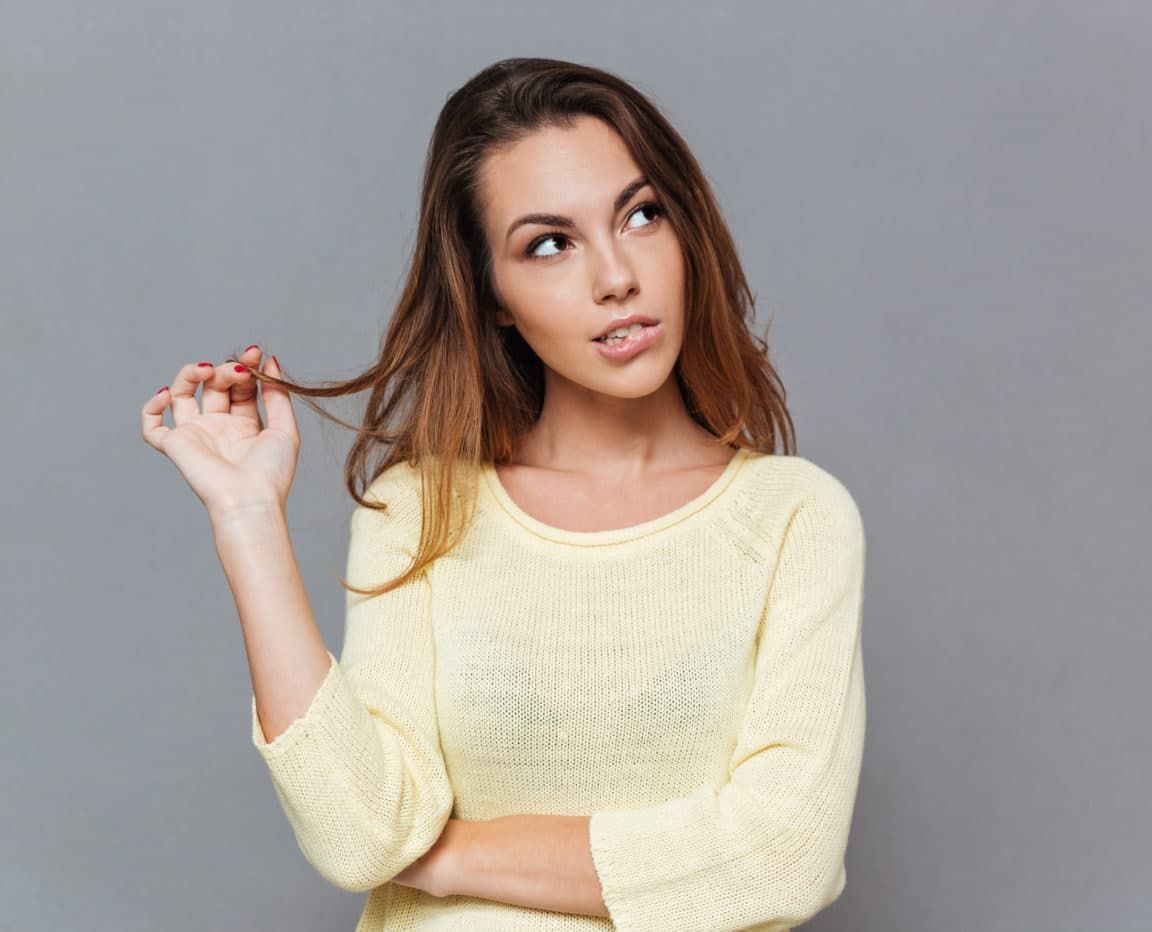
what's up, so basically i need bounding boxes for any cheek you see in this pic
[520,317,586,359]
[501,262,566,308]
[502,275,585,340]
[505,308,583,364]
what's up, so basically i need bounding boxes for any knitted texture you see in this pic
[251,448,867,930]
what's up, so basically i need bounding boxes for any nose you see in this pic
[590,240,640,304]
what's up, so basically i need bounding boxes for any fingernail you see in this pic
[271,355,279,369]
[245,343,260,352]
[234,364,248,373]
[158,386,168,394]
[197,362,213,368]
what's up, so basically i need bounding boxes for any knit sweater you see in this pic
[250,447,867,931]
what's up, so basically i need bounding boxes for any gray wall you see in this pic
[3,2,1148,929]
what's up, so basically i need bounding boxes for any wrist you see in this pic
[209,502,288,548]
[209,500,285,528]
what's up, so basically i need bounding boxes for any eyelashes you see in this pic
[523,201,666,262]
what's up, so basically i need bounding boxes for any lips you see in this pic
[591,314,660,341]
[593,324,655,343]
[592,320,662,359]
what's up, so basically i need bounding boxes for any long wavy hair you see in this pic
[229,56,795,596]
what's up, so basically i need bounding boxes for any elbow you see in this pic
[751,856,846,929]
[792,858,848,925]
[777,821,852,925]
[294,829,404,893]
[756,800,854,926]
[316,861,394,895]
[304,780,456,894]
[308,819,452,894]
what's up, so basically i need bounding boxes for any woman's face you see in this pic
[476,114,685,400]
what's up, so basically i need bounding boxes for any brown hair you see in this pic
[229,56,795,596]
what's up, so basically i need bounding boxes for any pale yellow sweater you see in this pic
[250,447,867,931]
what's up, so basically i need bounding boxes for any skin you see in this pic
[392,116,739,915]
[481,113,737,533]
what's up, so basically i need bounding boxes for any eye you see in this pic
[524,232,571,261]
[523,201,666,262]
[624,200,665,230]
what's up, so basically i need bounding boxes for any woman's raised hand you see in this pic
[141,344,300,522]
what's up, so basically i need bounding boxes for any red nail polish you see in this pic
[245,343,259,352]
[197,362,213,367]
[271,355,279,369]
[158,386,168,394]
[234,364,248,373]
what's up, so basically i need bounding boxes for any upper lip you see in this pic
[591,314,660,341]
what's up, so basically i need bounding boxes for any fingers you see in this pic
[161,358,217,425]
[141,385,172,452]
[141,345,294,453]
[259,353,299,444]
[203,345,262,425]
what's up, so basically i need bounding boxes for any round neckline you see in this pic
[479,446,754,547]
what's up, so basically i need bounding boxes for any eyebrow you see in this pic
[504,175,652,244]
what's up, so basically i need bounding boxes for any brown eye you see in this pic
[525,233,571,261]
[625,201,665,229]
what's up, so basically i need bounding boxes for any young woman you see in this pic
[141,58,867,931]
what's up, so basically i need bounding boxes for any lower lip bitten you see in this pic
[592,323,661,359]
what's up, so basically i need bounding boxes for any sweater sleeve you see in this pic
[588,475,867,931]
[249,468,455,892]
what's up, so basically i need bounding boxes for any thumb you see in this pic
[261,354,299,443]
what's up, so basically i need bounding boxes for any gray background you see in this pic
[3,2,1149,930]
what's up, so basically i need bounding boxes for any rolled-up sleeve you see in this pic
[250,469,454,892]
[588,476,867,931]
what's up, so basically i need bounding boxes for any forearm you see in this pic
[212,504,331,743]
[446,815,609,918]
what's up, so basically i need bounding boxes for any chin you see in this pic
[581,364,678,400]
